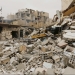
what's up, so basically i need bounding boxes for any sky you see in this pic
[0,0,61,19]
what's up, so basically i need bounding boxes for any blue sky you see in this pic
[0,0,61,18]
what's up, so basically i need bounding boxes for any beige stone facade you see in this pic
[7,8,51,28]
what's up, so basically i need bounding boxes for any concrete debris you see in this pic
[69,55,75,68]
[46,68,55,75]
[10,57,18,66]
[16,53,23,59]
[54,68,65,75]
[57,40,68,48]
[30,68,35,72]
[0,57,10,65]
[52,55,60,63]
[19,45,27,53]
[63,67,75,75]
[15,63,26,70]
[41,46,48,52]
[41,39,49,45]
[0,26,74,75]
[34,67,47,74]
[43,62,53,69]
[63,32,75,40]
[1,0,75,74]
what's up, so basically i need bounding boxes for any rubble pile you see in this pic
[0,24,74,75]
[0,37,61,75]
[1,3,75,75]
[0,16,75,75]
[0,13,74,75]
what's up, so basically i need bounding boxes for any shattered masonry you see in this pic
[0,0,75,75]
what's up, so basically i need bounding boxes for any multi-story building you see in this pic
[7,8,51,28]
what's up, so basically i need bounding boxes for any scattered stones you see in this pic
[0,19,75,74]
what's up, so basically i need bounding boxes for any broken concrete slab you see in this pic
[64,45,74,53]
[52,55,60,63]
[10,57,18,66]
[70,26,75,29]
[63,67,75,75]
[30,68,35,72]
[46,68,55,75]
[34,67,47,74]
[57,40,67,48]
[15,63,26,70]
[5,64,14,71]
[43,62,53,69]
[54,68,62,75]
[63,32,75,40]
[68,55,75,68]
[1,57,10,65]
[41,46,48,52]
[16,53,23,59]
[41,39,49,45]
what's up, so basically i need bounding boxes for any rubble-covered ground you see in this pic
[1,16,75,75]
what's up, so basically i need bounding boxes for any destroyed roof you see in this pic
[0,23,20,27]
[61,0,75,12]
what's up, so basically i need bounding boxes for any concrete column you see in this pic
[18,29,20,39]
[23,29,25,38]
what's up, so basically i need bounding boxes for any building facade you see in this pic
[7,8,51,28]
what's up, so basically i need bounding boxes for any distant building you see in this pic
[7,14,16,20]
[7,8,51,28]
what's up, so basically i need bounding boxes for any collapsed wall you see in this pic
[1,27,12,40]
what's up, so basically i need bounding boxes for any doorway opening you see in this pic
[11,31,18,38]
[0,26,3,33]
[20,30,23,37]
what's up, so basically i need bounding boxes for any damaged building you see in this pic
[7,8,51,28]
[0,17,24,40]
[0,0,75,75]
